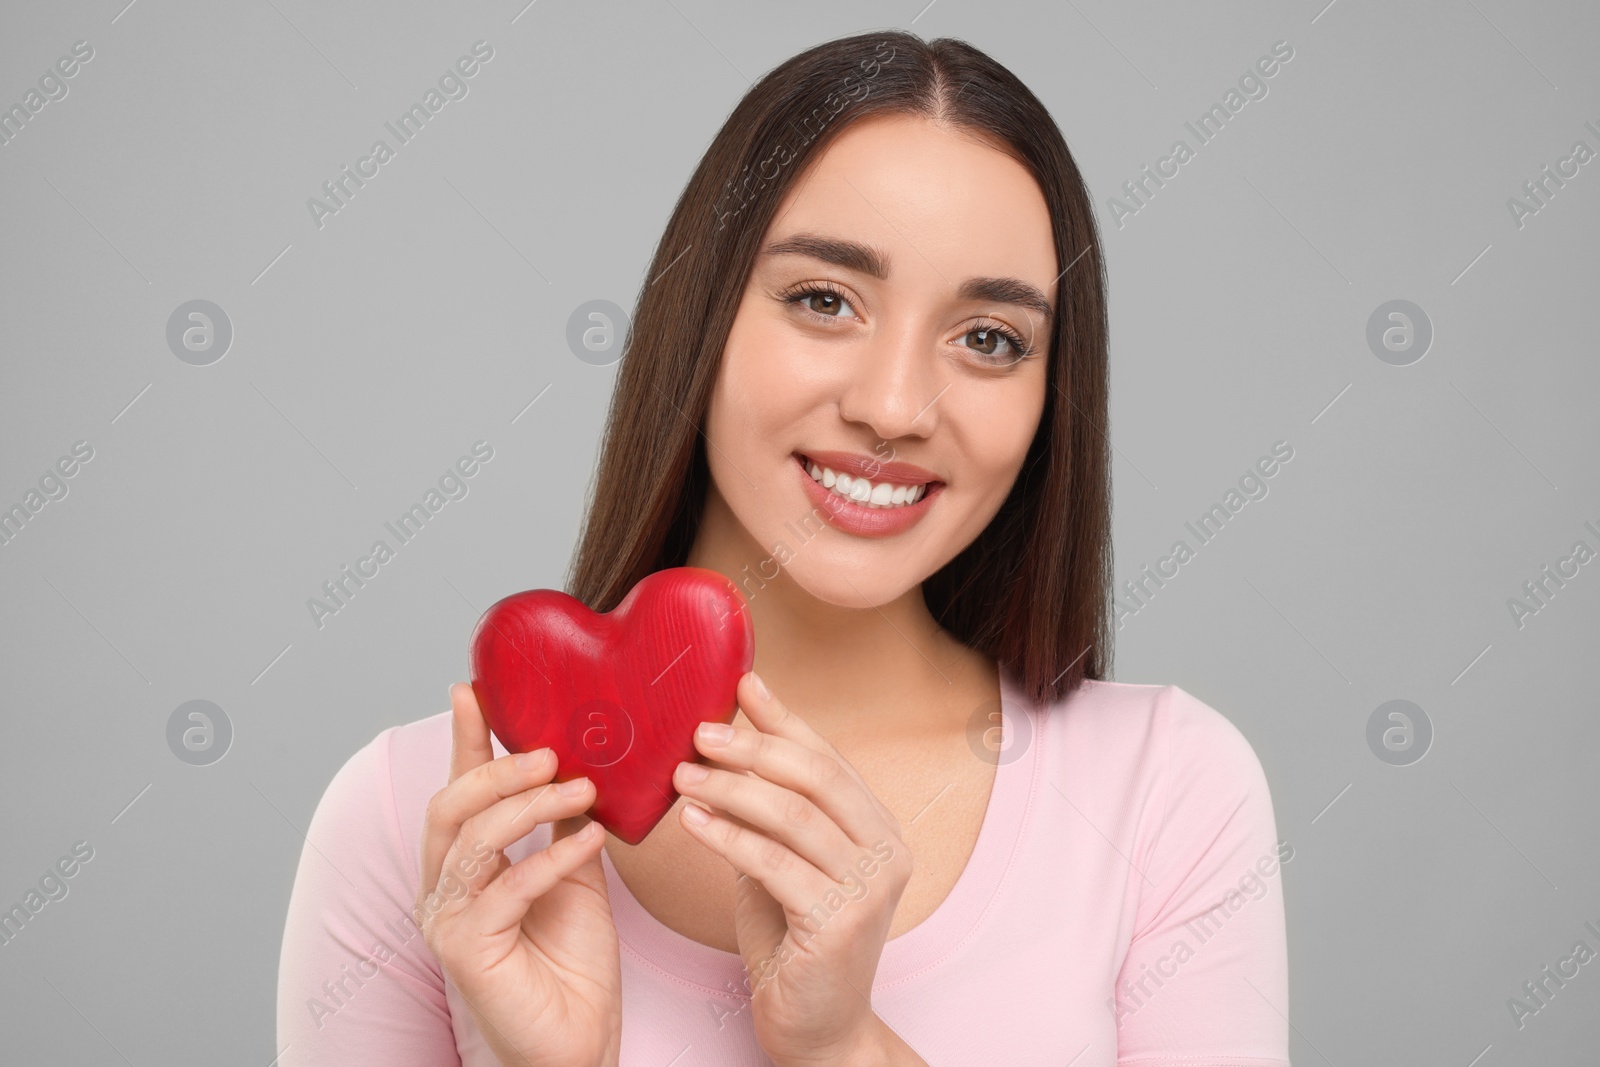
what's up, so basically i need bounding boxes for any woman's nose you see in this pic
[835,323,944,441]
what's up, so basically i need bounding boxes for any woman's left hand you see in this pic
[672,669,913,1066]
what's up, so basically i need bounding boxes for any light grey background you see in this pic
[2,0,1596,1063]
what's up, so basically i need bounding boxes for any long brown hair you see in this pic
[566,29,1112,707]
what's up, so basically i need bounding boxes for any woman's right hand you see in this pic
[415,683,623,1067]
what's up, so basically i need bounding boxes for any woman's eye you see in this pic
[964,325,1030,362]
[795,290,855,318]
[786,287,1031,364]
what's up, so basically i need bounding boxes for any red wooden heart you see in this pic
[468,566,754,845]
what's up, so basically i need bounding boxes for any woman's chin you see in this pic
[783,562,923,612]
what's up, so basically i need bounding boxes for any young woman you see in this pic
[278,30,1290,1067]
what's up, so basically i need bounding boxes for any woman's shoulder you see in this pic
[1037,677,1274,808]
[308,709,481,875]
[1050,676,1262,754]
[1041,678,1284,910]
[279,711,471,1058]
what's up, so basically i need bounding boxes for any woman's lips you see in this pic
[795,449,941,486]
[793,453,942,538]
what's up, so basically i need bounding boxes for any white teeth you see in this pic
[800,458,930,509]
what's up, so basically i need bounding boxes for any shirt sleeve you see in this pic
[275,726,462,1066]
[1113,686,1292,1067]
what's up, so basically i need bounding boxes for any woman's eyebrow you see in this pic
[764,232,891,279]
[761,231,1055,327]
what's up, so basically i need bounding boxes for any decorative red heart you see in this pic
[468,566,754,845]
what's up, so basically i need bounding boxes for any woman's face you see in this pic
[701,112,1057,609]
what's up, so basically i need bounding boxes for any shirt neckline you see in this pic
[599,665,1042,998]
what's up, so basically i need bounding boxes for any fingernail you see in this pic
[677,760,709,784]
[751,671,771,701]
[683,803,712,825]
[517,748,552,771]
[698,721,734,745]
[556,776,589,796]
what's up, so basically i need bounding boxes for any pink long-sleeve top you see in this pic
[276,671,1292,1066]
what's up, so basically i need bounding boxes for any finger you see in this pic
[420,745,558,898]
[678,802,837,921]
[431,774,597,904]
[463,775,596,861]
[469,820,606,933]
[698,688,893,845]
[449,682,496,784]
[729,874,789,992]
[735,672,897,831]
[420,683,502,893]
[674,759,857,878]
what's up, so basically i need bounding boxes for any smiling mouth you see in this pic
[794,453,942,509]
